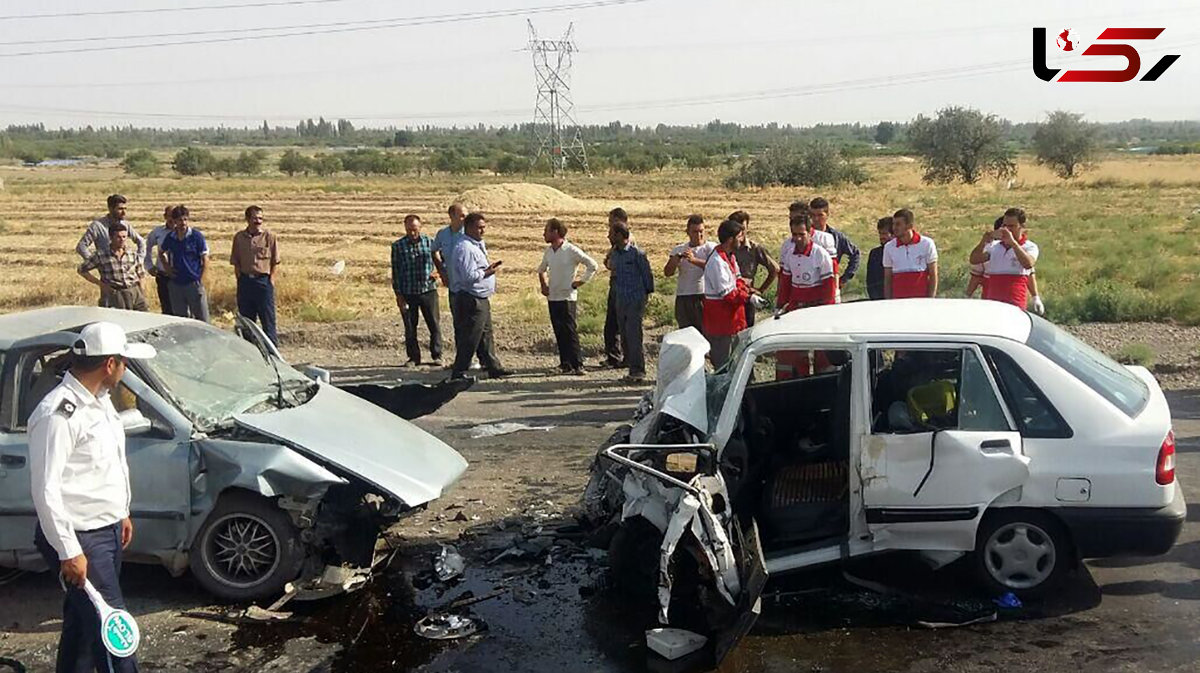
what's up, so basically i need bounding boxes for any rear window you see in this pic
[1026,315,1149,417]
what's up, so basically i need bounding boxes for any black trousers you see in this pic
[603,286,624,365]
[548,300,582,370]
[236,274,278,345]
[35,522,138,673]
[451,293,502,376]
[402,289,443,363]
[744,298,757,327]
[154,274,173,315]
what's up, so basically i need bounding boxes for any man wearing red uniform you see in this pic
[970,207,1039,310]
[702,219,756,368]
[883,208,939,299]
[775,212,838,379]
[777,212,837,311]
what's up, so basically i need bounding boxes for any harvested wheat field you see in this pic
[1,154,1199,355]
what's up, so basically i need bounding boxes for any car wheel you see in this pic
[189,491,305,602]
[608,517,662,601]
[973,509,1071,599]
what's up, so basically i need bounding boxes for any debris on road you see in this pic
[993,592,1023,610]
[413,613,485,640]
[916,613,998,629]
[435,545,466,582]
[646,628,708,660]
[468,421,556,439]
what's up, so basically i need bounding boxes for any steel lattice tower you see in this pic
[527,20,590,175]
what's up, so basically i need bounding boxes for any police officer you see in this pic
[29,321,156,673]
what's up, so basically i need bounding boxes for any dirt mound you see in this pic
[453,183,588,213]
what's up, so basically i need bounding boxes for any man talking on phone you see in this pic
[449,212,513,380]
[30,321,156,673]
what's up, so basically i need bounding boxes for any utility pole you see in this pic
[527,20,590,176]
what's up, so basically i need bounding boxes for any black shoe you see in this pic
[568,367,586,376]
[449,372,470,381]
[488,368,515,379]
[558,363,573,373]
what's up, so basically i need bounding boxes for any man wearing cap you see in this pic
[29,322,156,673]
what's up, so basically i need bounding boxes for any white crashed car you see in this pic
[584,299,1184,653]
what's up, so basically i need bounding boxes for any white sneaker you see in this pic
[469,361,482,370]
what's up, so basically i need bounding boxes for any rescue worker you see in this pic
[702,219,756,368]
[966,217,1004,298]
[883,208,939,299]
[30,321,157,673]
[808,197,860,294]
[775,212,837,378]
[969,207,1043,312]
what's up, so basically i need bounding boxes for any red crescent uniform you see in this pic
[982,236,1039,308]
[882,231,938,298]
[701,248,749,338]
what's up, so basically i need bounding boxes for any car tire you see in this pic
[973,509,1072,599]
[608,517,662,601]
[189,491,305,603]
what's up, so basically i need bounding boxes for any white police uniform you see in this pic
[29,321,154,673]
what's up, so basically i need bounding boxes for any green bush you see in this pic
[172,147,216,176]
[278,149,311,176]
[120,149,159,177]
[725,141,868,189]
[1113,343,1157,367]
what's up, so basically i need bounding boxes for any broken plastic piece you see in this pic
[646,628,708,660]
[435,545,466,582]
[468,421,556,439]
[413,613,484,640]
[993,592,1023,609]
[917,612,998,629]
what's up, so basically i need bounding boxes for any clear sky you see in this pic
[0,0,1196,129]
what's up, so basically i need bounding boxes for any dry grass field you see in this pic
[1,153,1199,352]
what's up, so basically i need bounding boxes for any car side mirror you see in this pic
[119,409,152,436]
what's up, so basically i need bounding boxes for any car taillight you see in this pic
[1156,430,1176,486]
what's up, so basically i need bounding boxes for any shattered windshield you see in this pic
[705,331,748,421]
[131,322,310,427]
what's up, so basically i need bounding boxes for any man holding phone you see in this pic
[449,212,512,380]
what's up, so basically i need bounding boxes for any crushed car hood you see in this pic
[233,381,468,507]
[632,328,710,442]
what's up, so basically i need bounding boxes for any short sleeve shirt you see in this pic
[733,241,771,282]
[432,226,467,287]
[161,228,209,285]
[982,238,1038,277]
[230,228,280,276]
[670,241,716,296]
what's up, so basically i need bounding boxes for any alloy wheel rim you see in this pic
[204,512,281,588]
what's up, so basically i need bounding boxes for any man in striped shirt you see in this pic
[883,208,939,299]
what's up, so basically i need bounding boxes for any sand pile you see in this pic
[453,183,588,213]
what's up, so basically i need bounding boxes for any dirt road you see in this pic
[2,340,1199,672]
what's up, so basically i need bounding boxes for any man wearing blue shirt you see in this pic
[448,212,512,380]
[608,222,654,382]
[159,205,210,323]
[433,204,473,368]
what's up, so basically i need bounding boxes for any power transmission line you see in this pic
[0,0,354,21]
[2,36,1195,124]
[0,0,648,58]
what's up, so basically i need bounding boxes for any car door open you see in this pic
[861,345,1030,552]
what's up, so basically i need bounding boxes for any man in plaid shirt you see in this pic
[391,214,443,366]
[77,221,148,311]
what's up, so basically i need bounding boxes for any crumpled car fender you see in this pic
[189,438,348,540]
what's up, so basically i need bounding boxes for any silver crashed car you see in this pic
[0,307,467,601]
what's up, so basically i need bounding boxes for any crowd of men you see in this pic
[74,193,1042,382]
[76,194,281,344]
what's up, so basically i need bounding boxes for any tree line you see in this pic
[2,109,1189,185]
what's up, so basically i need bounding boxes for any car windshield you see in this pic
[1027,314,1150,417]
[131,322,310,427]
[705,331,750,421]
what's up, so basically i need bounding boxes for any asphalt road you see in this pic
[1,376,1197,673]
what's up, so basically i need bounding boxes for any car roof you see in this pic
[747,298,1033,343]
[0,306,191,349]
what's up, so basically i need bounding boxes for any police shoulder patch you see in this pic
[55,400,76,418]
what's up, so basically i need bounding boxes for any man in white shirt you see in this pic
[144,205,175,315]
[969,207,1042,311]
[537,218,598,375]
[664,214,716,330]
[30,322,156,673]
